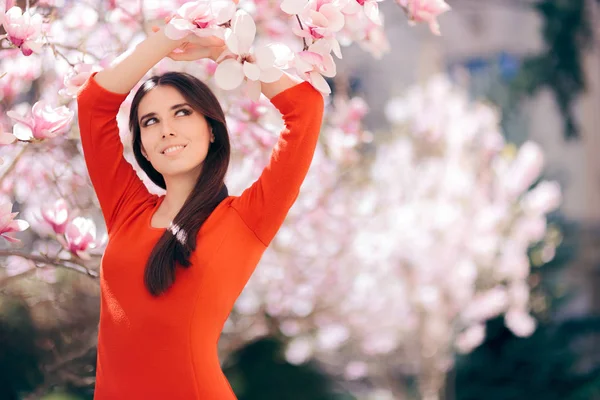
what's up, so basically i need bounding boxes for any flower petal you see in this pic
[224,28,240,55]
[243,61,261,81]
[269,43,295,69]
[319,4,345,31]
[254,45,276,70]
[214,59,245,90]
[364,1,382,25]
[13,123,33,141]
[212,0,237,24]
[259,67,283,83]
[1,233,21,243]
[10,219,29,231]
[244,80,262,102]
[0,131,16,145]
[231,10,255,55]
[281,0,309,15]
[309,71,331,94]
[6,110,30,126]
[164,19,194,40]
[331,38,343,59]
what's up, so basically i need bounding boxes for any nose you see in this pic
[161,119,176,138]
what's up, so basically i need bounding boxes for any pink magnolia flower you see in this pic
[1,6,44,56]
[396,0,450,35]
[293,0,346,40]
[342,0,383,25]
[294,41,337,94]
[281,0,309,15]
[57,216,96,260]
[164,0,236,40]
[0,202,29,243]
[7,100,74,141]
[41,198,70,235]
[214,10,283,100]
[59,63,98,98]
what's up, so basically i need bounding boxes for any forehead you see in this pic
[138,85,187,113]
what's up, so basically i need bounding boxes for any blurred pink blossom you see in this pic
[504,309,536,337]
[455,324,485,354]
[57,216,97,260]
[7,100,74,141]
[0,202,29,243]
[41,198,70,235]
[504,141,545,198]
[59,63,98,98]
[4,255,34,276]
[343,0,383,25]
[396,0,450,35]
[522,180,562,215]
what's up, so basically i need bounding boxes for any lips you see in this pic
[160,144,187,155]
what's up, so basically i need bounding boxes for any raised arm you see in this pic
[230,76,325,246]
[76,30,190,234]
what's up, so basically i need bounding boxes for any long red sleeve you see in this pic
[231,81,325,245]
[77,71,152,236]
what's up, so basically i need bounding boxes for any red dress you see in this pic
[76,71,324,399]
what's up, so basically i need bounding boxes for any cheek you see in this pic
[140,135,155,156]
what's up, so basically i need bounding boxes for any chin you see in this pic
[158,160,205,177]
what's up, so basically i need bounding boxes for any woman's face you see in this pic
[137,85,212,179]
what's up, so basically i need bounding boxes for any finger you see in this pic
[168,48,213,61]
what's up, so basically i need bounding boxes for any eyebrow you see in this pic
[139,103,192,124]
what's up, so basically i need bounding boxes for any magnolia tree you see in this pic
[0,0,449,271]
[0,0,561,399]
[220,75,562,399]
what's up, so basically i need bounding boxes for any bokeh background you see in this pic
[1,0,600,399]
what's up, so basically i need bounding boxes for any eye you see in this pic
[142,108,192,127]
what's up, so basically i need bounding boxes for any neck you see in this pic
[161,173,199,219]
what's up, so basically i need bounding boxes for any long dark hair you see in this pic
[129,71,231,296]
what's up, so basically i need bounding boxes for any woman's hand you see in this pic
[151,16,227,62]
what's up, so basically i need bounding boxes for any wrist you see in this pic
[209,45,226,62]
[151,27,186,54]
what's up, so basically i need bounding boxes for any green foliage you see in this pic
[0,296,44,400]
[512,0,595,138]
[455,316,600,400]
[223,338,355,400]
[455,216,600,399]
[41,392,84,400]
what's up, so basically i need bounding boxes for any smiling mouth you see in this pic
[162,144,187,155]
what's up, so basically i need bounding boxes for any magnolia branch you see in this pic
[0,144,28,184]
[295,15,309,51]
[0,249,99,284]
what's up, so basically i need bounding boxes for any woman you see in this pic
[76,22,324,399]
